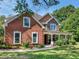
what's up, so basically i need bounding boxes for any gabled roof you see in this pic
[5,14,19,22]
[5,12,45,28]
[39,13,60,25]
[4,12,60,28]
[5,13,42,23]
[5,14,20,24]
[47,14,60,25]
[39,13,51,23]
[33,13,42,20]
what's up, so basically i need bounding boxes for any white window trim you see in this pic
[13,31,21,44]
[23,17,30,28]
[50,23,57,31]
[32,32,38,44]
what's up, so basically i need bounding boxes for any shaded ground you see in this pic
[0,44,79,59]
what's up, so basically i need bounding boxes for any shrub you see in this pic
[35,45,38,47]
[23,43,29,48]
[0,44,12,49]
[38,45,44,48]
[29,44,34,49]
[69,38,76,45]
[14,44,21,48]
[34,44,45,48]
[56,39,63,46]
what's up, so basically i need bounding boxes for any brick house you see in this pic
[4,12,72,47]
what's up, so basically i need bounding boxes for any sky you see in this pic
[0,0,79,16]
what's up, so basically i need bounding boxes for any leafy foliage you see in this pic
[62,9,79,41]
[0,16,5,42]
[56,35,76,46]
[53,5,75,22]
[43,0,59,6]
[53,5,79,41]
[14,0,59,14]
[33,0,40,5]
[0,43,12,49]
[56,39,63,46]
[14,0,34,15]
[23,42,29,48]
[69,38,76,45]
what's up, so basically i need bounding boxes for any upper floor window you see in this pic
[50,23,56,31]
[23,17,30,28]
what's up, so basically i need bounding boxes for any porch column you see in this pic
[58,34,60,40]
[51,34,54,46]
[65,35,67,40]
[46,25,48,31]
[64,35,67,44]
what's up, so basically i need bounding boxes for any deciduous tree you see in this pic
[14,0,59,14]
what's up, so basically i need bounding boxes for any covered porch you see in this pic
[44,31,72,46]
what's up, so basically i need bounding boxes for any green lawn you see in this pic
[0,45,79,59]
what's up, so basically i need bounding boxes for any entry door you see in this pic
[44,34,51,45]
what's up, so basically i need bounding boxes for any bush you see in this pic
[69,38,76,45]
[35,45,38,47]
[23,43,29,48]
[29,44,34,49]
[38,45,44,48]
[34,44,44,48]
[0,39,13,49]
[56,39,63,46]
[0,44,12,49]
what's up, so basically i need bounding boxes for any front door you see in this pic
[44,34,51,45]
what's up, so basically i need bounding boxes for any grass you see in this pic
[0,44,79,59]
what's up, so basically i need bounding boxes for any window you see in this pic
[32,32,38,43]
[50,23,56,31]
[13,31,21,44]
[23,17,30,27]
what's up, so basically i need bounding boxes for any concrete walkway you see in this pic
[0,47,55,52]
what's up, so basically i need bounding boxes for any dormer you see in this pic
[39,13,60,32]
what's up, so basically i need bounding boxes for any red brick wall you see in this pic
[5,13,44,45]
